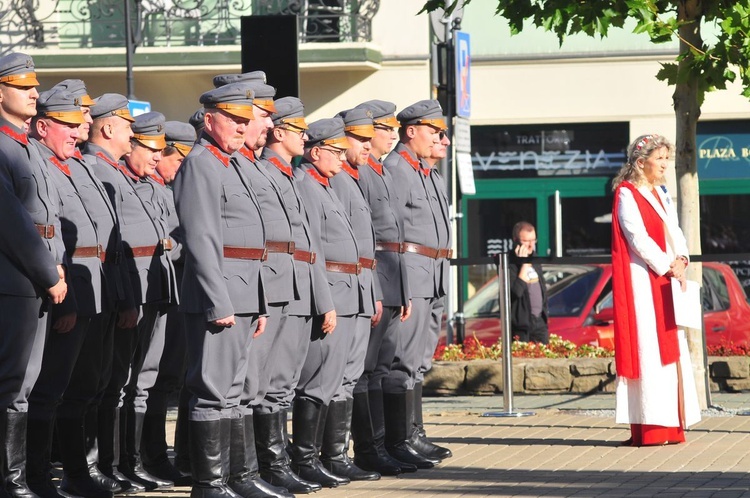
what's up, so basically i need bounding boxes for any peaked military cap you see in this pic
[90,93,135,122]
[165,120,196,157]
[356,99,400,129]
[189,108,205,132]
[132,111,167,150]
[337,108,375,138]
[213,72,276,113]
[0,52,39,87]
[36,88,85,125]
[212,71,267,87]
[200,84,255,121]
[305,117,350,150]
[397,99,447,130]
[272,97,307,130]
[51,79,95,106]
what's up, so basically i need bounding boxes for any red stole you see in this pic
[612,181,679,379]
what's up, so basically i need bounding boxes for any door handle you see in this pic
[711,326,726,332]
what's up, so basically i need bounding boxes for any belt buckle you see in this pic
[399,242,406,253]
[161,238,173,251]
[310,252,317,264]
[355,262,362,275]
[261,247,268,261]
[97,244,103,258]
[45,225,54,239]
[288,241,296,254]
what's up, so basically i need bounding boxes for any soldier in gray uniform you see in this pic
[349,99,415,476]
[25,87,112,498]
[256,97,332,495]
[109,111,179,492]
[414,119,453,461]
[290,118,363,489]
[51,81,138,497]
[83,96,173,492]
[174,84,281,498]
[211,74,293,498]
[381,100,449,469]
[323,108,380,482]
[140,121,194,486]
[0,52,68,498]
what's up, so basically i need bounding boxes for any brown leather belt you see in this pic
[266,241,296,254]
[35,224,55,239]
[402,242,452,260]
[375,241,404,253]
[127,239,173,258]
[293,250,317,264]
[358,257,377,270]
[224,246,268,261]
[74,244,103,259]
[326,260,361,275]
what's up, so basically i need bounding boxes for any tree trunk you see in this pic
[674,0,708,410]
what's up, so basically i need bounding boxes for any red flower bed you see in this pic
[433,334,615,361]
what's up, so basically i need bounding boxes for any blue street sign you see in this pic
[128,100,151,117]
[455,31,471,118]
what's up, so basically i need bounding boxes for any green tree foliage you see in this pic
[421,1,750,103]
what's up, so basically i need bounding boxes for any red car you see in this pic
[445,262,750,350]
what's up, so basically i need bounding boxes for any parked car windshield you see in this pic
[547,266,603,317]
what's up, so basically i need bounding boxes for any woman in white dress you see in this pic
[611,134,701,446]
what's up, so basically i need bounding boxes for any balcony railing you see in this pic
[0,0,380,54]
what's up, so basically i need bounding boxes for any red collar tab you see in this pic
[204,144,231,168]
[120,161,141,182]
[49,156,71,176]
[72,149,84,161]
[238,146,256,163]
[150,173,165,186]
[267,156,293,178]
[96,151,121,170]
[398,150,428,176]
[306,166,329,187]
[367,155,383,176]
[341,161,359,180]
[0,125,28,146]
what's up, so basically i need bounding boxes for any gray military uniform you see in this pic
[328,161,378,402]
[0,119,64,412]
[420,166,452,382]
[235,146,296,412]
[382,142,443,393]
[28,140,109,424]
[173,135,267,421]
[57,149,132,421]
[258,149,332,414]
[356,154,411,393]
[294,162,363,406]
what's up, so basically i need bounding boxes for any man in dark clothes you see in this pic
[509,221,549,344]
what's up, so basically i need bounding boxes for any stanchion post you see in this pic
[483,252,534,418]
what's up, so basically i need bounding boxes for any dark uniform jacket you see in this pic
[0,119,63,297]
[173,134,267,320]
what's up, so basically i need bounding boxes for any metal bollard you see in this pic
[482,252,534,418]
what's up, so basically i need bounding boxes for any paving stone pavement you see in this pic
[139,393,750,498]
